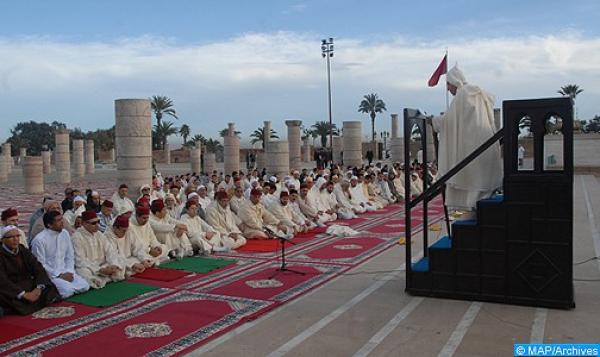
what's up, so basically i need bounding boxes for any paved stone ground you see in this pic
[2,166,599,356]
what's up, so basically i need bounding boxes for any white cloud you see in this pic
[1,31,599,144]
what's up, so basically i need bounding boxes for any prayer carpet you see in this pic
[159,257,237,273]
[132,267,191,282]
[66,281,160,307]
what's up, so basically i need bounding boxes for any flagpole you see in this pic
[445,47,449,110]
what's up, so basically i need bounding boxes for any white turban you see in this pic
[315,177,328,190]
[1,225,19,238]
[74,196,86,203]
[187,192,200,200]
[447,65,467,88]
[269,176,277,183]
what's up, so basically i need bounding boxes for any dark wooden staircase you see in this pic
[404,97,575,309]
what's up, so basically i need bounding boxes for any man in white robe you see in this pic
[149,199,193,258]
[128,206,170,265]
[429,65,502,214]
[105,215,153,277]
[324,181,356,219]
[72,211,125,289]
[180,199,235,253]
[63,196,86,227]
[349,177,376,211]
[165,193,183,220]
[31,211,90,298]
[205,192,249,245]
[268,191,307,233]
[229,186,246,215]
[334,180,366,214]
[238,189,289,239]
[110,184,136,216]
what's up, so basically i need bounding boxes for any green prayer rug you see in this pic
[66,281,159,307]
[159,257,237,273]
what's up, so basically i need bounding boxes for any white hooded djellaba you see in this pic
[432,65,503,211]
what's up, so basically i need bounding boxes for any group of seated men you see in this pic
[0,161,433,316]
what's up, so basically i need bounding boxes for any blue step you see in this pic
[453,219,477,226]
[412,257,429,272]
[430,236,452,249]
[479,194,504,204]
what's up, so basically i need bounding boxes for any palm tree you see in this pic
[219,128,242,138]
[311,121,339,148]
[150,95,178,128]
[204,138,224,153]
[558,84,583,120]
[153,121,178,150]
[358,93,387,142]
[249,127,279,148]
[179,124,190,145]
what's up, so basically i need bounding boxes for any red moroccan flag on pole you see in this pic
[428,54,447,87]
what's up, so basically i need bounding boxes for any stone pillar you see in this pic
[115,99,152,197]
[72,139,85,177]
[204,152,216,174]
[266,141,289,177]
[342,121,363,167]
[0,155,7,183]
[391,113,399,139]
[55,129,71,184]
[23,156,44,194]
[2,144,12,174]
[390,137,404,163]
[19,148,27,164]
[332,136,343,164]
[85,139,95,174]
[256,152,265,170]
[164,143,171,165]
[302,141,312,164]
[224,123,240,174]
[108,148,115,163]
[190,146,201,174]
[42,150,52,174]
[285,120,302,171]
[263,121,272,148]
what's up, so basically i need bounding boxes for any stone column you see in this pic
[266,141,289,177]
[85,139,95,174]
[42,150,52,174]
[0,155,7,183]
[302,141,312,164]
[164,143,171,165]
[256,151,265,170]
[72,139,85,177]
[2,143,12,174]
[19,148,27,164]
[204,152,216,174]
[263,121,272,148]
[23,156,44,194]
[115,99,152,197]
[224,123,240,174]
[391,113,399,138]
[108,148,115,163]
[332,136,343,164]
[55,129,71,184]
[190,141,202,173]
[390,137,404,163]
[342,121,363,167]
[285,120,302,171]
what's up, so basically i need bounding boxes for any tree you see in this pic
[204,138,224,154]
[153,121,178,150]
[179,124,190,145]
[558,84,583,119]
[219,128,241,138]
[150,95,178,128]
[311,121,339,148]
[358,93,387,142]
[87,127,115,151]
[189,134,206,145]
[249,127,279,148]
[6,121,66,155]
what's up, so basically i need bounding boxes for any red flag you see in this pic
[428,54,447,87]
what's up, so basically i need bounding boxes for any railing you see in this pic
[403,108,503,288]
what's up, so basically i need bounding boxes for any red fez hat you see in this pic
[215,191,228,200]
[136,205,150,216]
[150,199,165,213]
[119,183,128,189]
[113,215,130,228]
[81,210,98,222]
[250,188,262,196]
[280,191,289,198]
[138,196,150,204]
[102,200,114,208]
[185,200,198,209]
[1,208,18,221]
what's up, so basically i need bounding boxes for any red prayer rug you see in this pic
[131,267,191,282]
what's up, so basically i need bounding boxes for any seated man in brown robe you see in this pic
[0,225,60,316]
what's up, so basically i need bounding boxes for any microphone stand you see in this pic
[265,227,305,279]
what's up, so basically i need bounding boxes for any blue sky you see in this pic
[1,0,599,145]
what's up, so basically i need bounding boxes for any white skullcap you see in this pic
[197,185,206,190]
[1,225,19,238]
[187,192,200,200]
[140,184,151,192]
[269,176,277,183]
[447,65,467,88]
[350,176,358,180]
[91,191,99,197]
[74,196,86,203]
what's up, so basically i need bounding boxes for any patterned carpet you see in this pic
[0,188,445,356]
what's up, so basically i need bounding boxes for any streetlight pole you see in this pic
[321,38,334,152]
